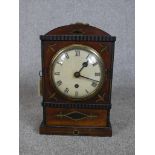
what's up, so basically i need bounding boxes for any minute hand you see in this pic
[80,75,99,82]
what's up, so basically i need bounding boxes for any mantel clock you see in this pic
[39,23,116,136]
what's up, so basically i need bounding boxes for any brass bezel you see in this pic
[49,44,105,101]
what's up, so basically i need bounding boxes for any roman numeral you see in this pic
[92,62,98,66]
[86,54,90,59]
[95,72,101,76]
[75,91,78,97]
[85,89,89,94]
[64,88,69,93]
[91,82,97,87]
[75,50,80,56]
[54,72,60,75]
[56,80,62,86]
[65,53,69,59]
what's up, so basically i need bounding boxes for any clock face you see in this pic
[50,45,104,100]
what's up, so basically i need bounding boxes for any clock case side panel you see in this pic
[107,41,116,127]
[40,40,46,125]
[109,42,115,102]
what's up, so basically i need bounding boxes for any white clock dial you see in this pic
[50,45,104,100]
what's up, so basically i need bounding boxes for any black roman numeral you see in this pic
[54,72,60,75]
[65,53,69,59]
[75,91,78,97]
[91,82,97,87]
[95,72,101,76]
[75,50,80,56]
[92,62,98,66]
[64,88,69,93]
[86,54,90,59]
[56,80,62,86]
[85,89,89,94]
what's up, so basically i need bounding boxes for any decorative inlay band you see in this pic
[40,35,116,42]
[56,111,97,121]
[43,102,111,109]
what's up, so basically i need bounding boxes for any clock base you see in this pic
[39,122,112,137]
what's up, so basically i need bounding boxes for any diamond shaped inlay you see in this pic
[66,112,87,120]
[56,111,97,121]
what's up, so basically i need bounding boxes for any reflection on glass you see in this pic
[88,55,96,64]
[60,53,66,61]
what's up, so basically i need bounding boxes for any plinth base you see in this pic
[39,121,112,137]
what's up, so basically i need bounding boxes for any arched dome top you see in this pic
[45,23,110,36]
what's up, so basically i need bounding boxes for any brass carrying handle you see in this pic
[39,71,43,77]
[38,70,43,96]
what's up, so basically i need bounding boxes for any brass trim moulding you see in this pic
[49,44,105,101]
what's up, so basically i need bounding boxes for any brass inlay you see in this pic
[100,43,107,53]
[96,93,105,103]
[47,44,56,52]
[56,111,97,121]
[49,92,57,101]
[100,46,107,53]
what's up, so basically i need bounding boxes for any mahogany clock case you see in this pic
[39,23,116,136]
